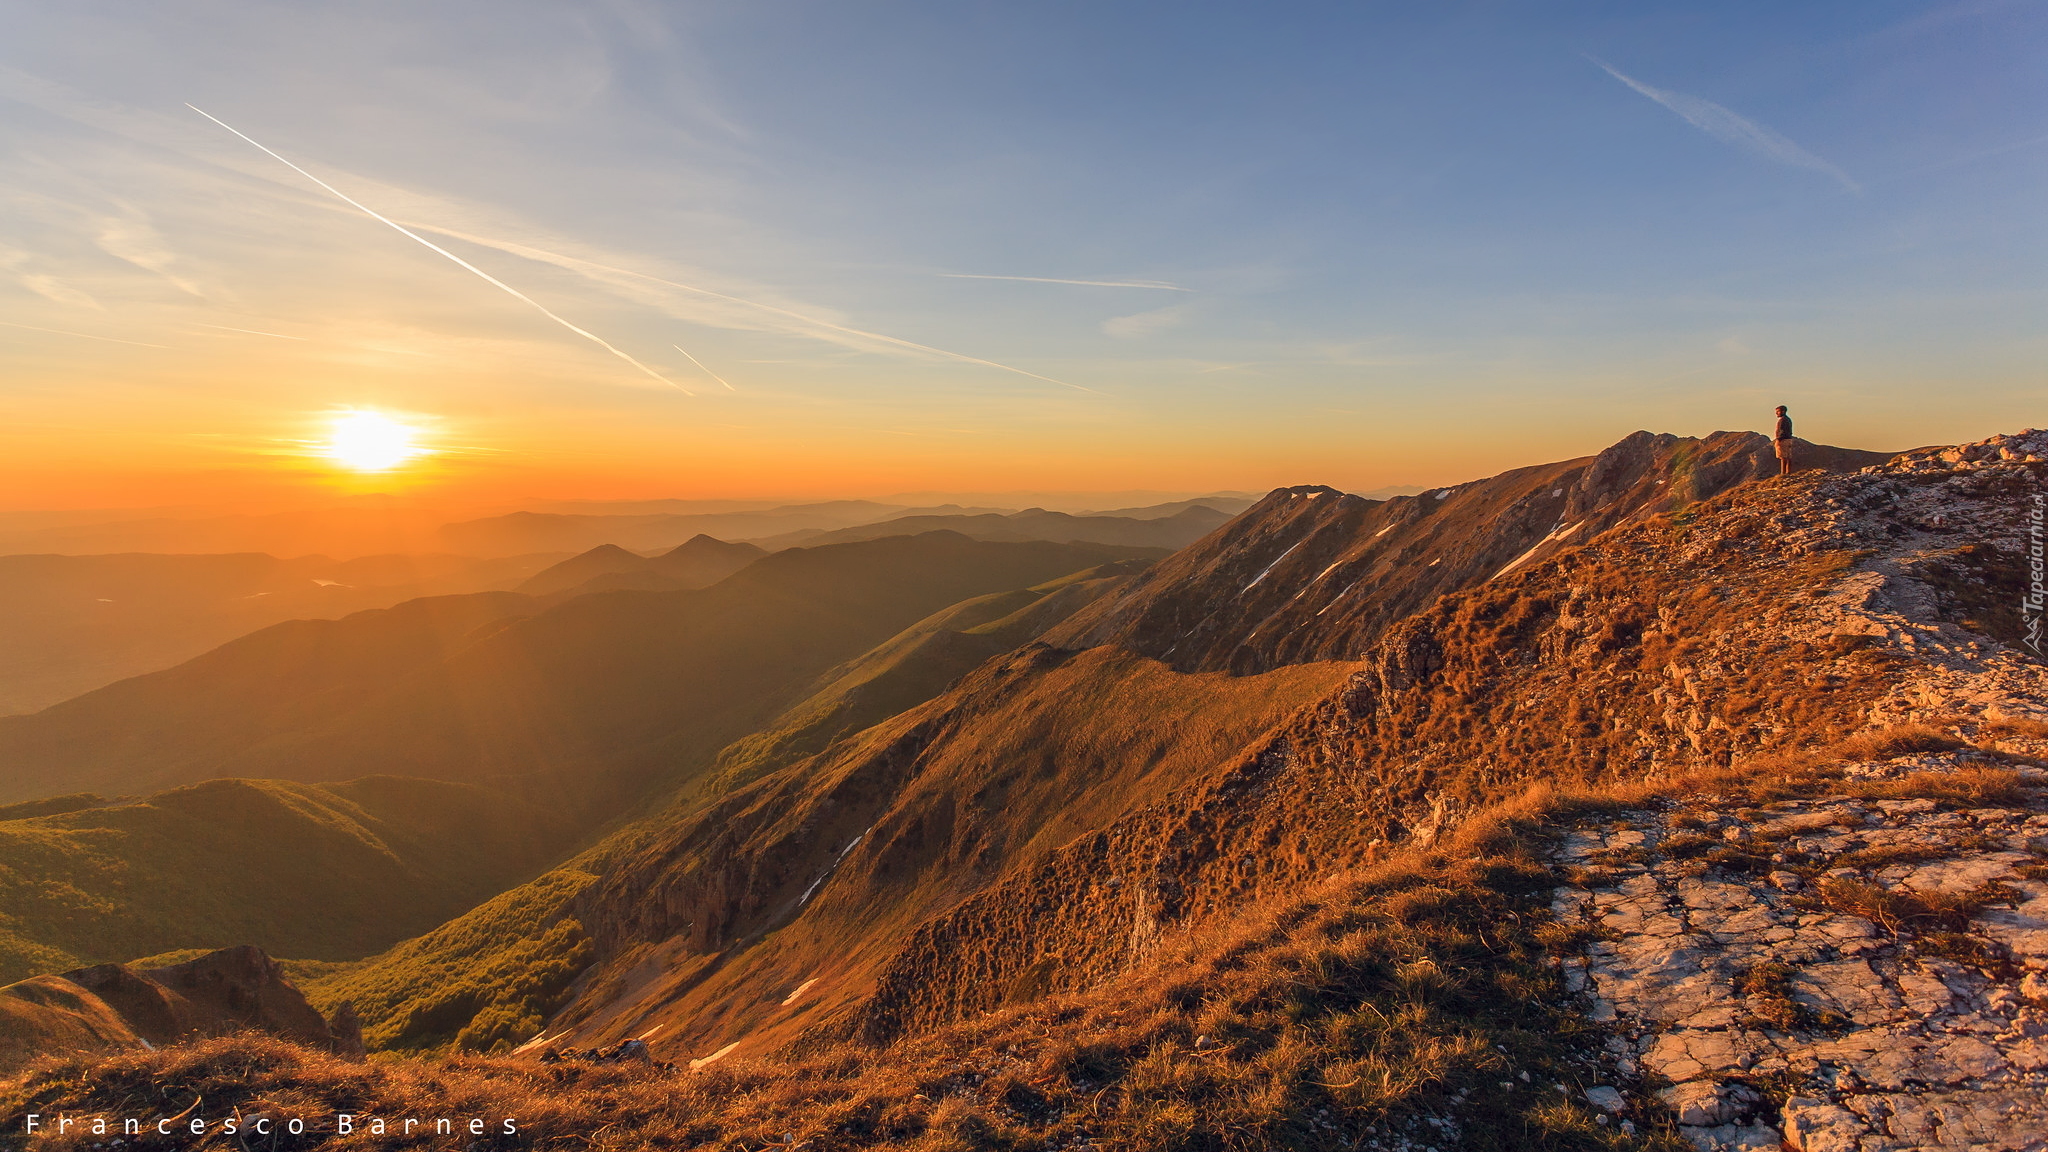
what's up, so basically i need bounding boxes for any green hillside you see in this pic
[0,775,575,985]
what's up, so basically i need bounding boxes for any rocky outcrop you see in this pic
[1551,751,2048,1152]
[0,945,361,1072]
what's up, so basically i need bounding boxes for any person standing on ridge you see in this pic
[1773,405,1795,476]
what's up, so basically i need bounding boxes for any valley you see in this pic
[1,429,2044,1152]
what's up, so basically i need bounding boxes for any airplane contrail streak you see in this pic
[198,323,306,340]
[673,344,736,391]
[185,104,692,394]
[941,272,1189,291]
[0,320,173,349]
[401,223,1102,394]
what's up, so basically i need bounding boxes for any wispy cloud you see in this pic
[1102,305,1187,339]
[941,273,1189,291]
[408,223,1101,393]
[1592,59,1862,194]
[95,211,204,297]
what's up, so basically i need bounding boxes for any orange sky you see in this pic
[5,5,2042,518]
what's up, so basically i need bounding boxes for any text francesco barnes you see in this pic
[24,1113,520,1138]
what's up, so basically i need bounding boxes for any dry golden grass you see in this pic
[7,779,1708,1152]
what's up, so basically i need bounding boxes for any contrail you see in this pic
[611,265,1100,394]
[401,223,1102,394]
[198,323,305,340]
[941,273,1189,291]
[0,320,173,349]
[1590,60,1862,194]
[185,104,692,394]
[673,344,735,391]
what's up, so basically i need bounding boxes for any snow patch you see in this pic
[1491,520,1583,581]
[795,827,871,911]
[1241,541,1302,592]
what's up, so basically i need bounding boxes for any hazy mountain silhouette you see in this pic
[438,501,916,555]
[516,535,767,597]
[0,551,561,715]
[748,505,1234,551]
[0,534,1162,812]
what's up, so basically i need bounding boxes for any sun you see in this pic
[320,410,428,472]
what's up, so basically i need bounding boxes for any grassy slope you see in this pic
[561,645,1358,1060]
[0,779,1695,1152]
[286,559,1154,1054]
[709,561,1148,795]
[0,775,576,985]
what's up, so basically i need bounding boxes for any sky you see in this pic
[2,0,2044,511]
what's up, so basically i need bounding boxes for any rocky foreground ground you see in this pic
[1551,742,2048,1152]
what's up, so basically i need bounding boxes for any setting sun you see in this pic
[321,411,427,472]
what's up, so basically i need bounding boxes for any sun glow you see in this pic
[321,410,428,472]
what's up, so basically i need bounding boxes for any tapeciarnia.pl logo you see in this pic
[2026,492,2045,658]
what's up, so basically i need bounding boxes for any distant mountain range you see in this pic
[515,535,767,597]
[0,533,1165,811]
[0,551,561,715]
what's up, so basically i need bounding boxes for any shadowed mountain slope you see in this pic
[0,534,1160,811]
[0,775,574,985]
[0,592,536,803]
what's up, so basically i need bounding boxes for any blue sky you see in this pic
[1,0,2042,504]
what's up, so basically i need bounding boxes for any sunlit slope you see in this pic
[560,645,1356,1058]
[0,775,574,985]
[1047,430,1890,672]
[0,533,1160,811]
[709,559,1151,793]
